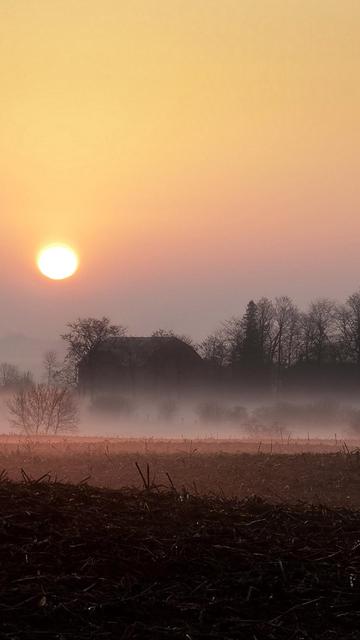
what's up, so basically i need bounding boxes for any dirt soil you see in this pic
[1,481,360,639]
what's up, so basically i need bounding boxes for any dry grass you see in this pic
[0,435,360,507]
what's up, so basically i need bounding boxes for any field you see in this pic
[1,436,360,639]
[1,435,360,506]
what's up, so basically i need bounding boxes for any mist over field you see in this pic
[2,385,360,440]
[77,393,360,439]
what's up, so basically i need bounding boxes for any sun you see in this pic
[37,244,79,280]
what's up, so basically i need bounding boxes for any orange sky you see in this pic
[1,1,360,339]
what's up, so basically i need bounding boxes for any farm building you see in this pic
[78,336,204,395]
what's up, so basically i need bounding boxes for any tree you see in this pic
[43,350,60,385]
[240,301,263,368]
[269,297,300,388]
[256,297,275,363]
[151,329,195,347]
[223,305,266,373]
[0,363,33,391]
[301,299,336,365]
[151,329,176,338]
[221,316,243,368]
[198,330,227,367]
[7,384,79,435]
[337,291,360,365]
[0,363,21,388]
[61,317,127,381]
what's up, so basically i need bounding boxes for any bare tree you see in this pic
[256,297,275,363]
[301,298,336,365]
[43,350,60,385]
[198,330,227,367]
[285,305,302,368]
[0,363,33,390]
[221,316,243,367]
[0,363,21,388]
[270,297,300,372]
[151,329,176,338]
[54,361,79,387]
[7,384,79,435]
[151,328,195,347]
[274,296,300,366]
[336,291,360,365]
[299,311,315,363]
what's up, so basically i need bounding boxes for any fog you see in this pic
[3,372,360,442]
[2,379,360,441]
[64,392,360,440]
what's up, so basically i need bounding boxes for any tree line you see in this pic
[198,292,360,391]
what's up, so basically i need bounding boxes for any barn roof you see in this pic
[88,336,202,368]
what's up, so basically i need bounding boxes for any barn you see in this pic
[78,336,204,395]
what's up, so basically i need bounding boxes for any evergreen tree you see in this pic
[240,300,264,370]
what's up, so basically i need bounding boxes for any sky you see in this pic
[1,0,360,344]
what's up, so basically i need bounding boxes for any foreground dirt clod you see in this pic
[1,482,360,639]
